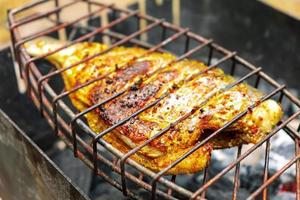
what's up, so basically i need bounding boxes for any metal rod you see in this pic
[9,0,47,15]
[177,39,213,61]
[254,75,261,88]
[54,0,60,26]
[15,4,114,49]
[296,139,300,200]
[7,10,27,93]
[200,166,209,199]
[49,19,169,53]
[184,33,190,53]
[11,0,81,29]
[185,52,236,83]
[207,45,213,66]
[161,25,167,42]
[232,146,242,200]
[230,59,236,76]
[262,139,270,200]
[167,175,177,196]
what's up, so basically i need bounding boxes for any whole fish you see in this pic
[25,37,282,174]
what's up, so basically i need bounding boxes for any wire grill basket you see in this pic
[7,1,300,199]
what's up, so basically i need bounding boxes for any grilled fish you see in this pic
[25,37,283,174]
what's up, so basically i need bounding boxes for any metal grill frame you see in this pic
[7,0,300,199]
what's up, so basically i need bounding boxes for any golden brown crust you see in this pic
[25,38,283,174]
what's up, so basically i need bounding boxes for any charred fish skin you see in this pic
[25,37,283,174]
[101,60,282,153]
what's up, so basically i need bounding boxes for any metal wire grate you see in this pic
[7,0,300,199]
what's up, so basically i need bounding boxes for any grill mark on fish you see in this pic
[115,61,151,83]
[89,60,152,104]
[100,84,159,124]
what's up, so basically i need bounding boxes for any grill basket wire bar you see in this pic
[232,145,242,200]
[14,3,115,50]
[167,175,176,196]
[296,138,300,199]
[7,10,26,94]
[53,26,188,135]
[262,139,271,200]
[54,0,60,28]
[10,0,81,29]
[8,0,300,199]
[9,0,47,15]
[200,165,209,198]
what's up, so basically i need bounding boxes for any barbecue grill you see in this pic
[6,0,300,199]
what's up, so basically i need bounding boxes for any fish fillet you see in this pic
[25,37,283,174]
